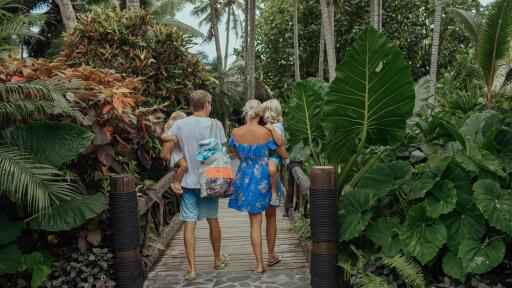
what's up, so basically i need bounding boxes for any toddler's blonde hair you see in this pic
[262,99,283,124]
[164,111,187,132]
[242,99,262,121]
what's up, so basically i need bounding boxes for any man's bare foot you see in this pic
[270,193,279,206]
[170,182,183,195]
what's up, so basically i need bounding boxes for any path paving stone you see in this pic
[145,268,310,288]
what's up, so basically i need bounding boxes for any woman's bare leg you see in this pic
[249,212,264,273]
[265,207,279,264]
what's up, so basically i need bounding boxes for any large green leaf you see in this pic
[400,205,447,264]
[323,27,415,164]
[365,217,401,257]
[22,251,52,288]
[442,252,466,282]
[458,238,505,274]
[409,155,451,200]
[442,204,486,253]
[424,180,457,217]
[0,121,94,168]
[356,161,412,200]
[444,165,473,208]
[478,0,512,99]
[466,140,506,178]
[0,213,23,245]
[460,110,502,145]
[285,79,327,164]
[0,244,23,274]
[30,192,108,231]
[339,188,372,241]
[447,8,482,44]
[473,180,512,235]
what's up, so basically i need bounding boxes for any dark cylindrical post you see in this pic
[110,175,144,288]
[309,166,338,288]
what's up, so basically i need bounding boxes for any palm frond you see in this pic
[0,144,77,213]
[493,61,512,92]
[150,0,188,18]
[162,18,204,37]
[478,0,512,98]
[356,273,390,288]
[382,254,425,288]
[0,82,86,126]
[447,8,483,44]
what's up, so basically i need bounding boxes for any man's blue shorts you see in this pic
[180,187,219,221]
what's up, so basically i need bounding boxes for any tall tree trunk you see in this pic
[318,19,325,80]
[224,9,231,70]
[293,0,300,81]
[370,0,383,30]
[55,0,77,33]
[247,0,256,98]
[320,0,336,82]
[244,0,251,98]
[429,0,443,98]
[210,0,224,73]
[125,0,140,10]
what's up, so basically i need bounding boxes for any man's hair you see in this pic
[190,90,212,112]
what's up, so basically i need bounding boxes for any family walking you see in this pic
[160,90,288,280]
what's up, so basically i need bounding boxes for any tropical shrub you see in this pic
[58,8,211,107]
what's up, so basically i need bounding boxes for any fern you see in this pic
[356,273,390,288]
[382,254,426,288]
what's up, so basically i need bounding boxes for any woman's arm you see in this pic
[265,124,284,146]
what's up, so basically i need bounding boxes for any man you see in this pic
[161,90,229,281]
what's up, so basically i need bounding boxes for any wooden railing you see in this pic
[285,162,310,225]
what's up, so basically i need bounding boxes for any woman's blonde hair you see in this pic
[164,111,187,132]
[262,99,283,124]
[242,99,262,121]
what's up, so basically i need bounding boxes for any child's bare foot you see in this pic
[170,182,183,195]
[270,193,279,206]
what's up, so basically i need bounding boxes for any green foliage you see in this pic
[458,238,506,274]
[355,161,412,200]
[442,252,466,282]
[0,244,23,274]
[289,218,311,242]
[442,204,486,253]
[21,251,52,288]
[323,27,415,164]
[400,205,447,264]
[381,254,426,288]
[0,213,23,245]
[1,121,94,168]
[423,180,457,217]
[285,79,327,165]
[364,217,401,257]
[30,192,108,231]
[356,273,390,288]
[473,180,512,235]
[60,8,210,106]
[477,0,512,107]
[338,188,372,241]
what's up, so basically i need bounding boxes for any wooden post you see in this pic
[309,166,338,288]
[110,175,144,288]
[285,163,297,216]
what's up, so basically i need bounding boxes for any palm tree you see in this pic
[450,1,512,108]
[246,0,256,98]
[293,0,300,81]
[221,0,243,69]
[318,18,325,80]
[319,0,335,82]
[55,0,77,33]
[429,0,443,98]
[192,0,225,72]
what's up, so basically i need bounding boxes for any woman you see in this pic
[228,99,283,274]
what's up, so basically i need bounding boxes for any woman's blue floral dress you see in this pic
[228,137,282,213]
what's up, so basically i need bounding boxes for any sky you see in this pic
[177,0,494,67]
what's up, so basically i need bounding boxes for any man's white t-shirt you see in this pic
[169,116,227,189]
